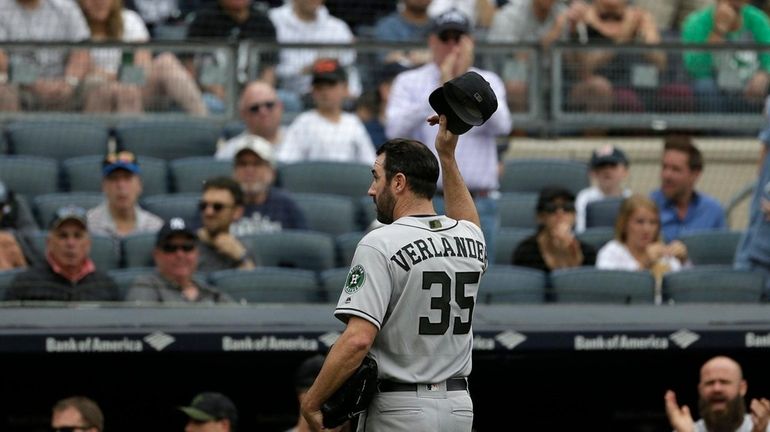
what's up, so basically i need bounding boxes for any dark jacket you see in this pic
[5,264,120,302]
[512,234,597,272]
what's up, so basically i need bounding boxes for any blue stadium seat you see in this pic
[577,227,616,251]
[6,120,109,160]
[498,192,538,229]
[480,265,546,304]
[0,128,7,154]
[62,155,169,195]
[241,231,336,272]
[319,267,349,303]
[209,267,321,303]
[494,227,534,265]
[500,159,589,195]
[28,231,121,271]
[169,157,232,193]
[115,119,221,160]
[33,192,103,229]
[222,121,245,139]
[278,161,372,198]
[293,193,358,236]
[679,230,743,266]
[106,267,156,300]
[0,156,59,196]
[0,269,24,300]
[335,231,365,267]
[141,194,200,223]
[358,196,377,231]
[122,232,157,268]
[662,267,765,303]
[585,197,623,229]
[550,268,656,304]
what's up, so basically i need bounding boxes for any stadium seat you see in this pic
[278,161,372,198]
[335,231,365,267]
[106,267,156,300]
[585,197,624,229]
[114,119,221,160]
[479,265,546,304]
[577,227,616,251]
[662,267,765,303]
[319,267,348,303]
[494,227,534,265]
[28,232,120,271]
[0,156,59,196]
[209,267,321,303]
[222,121,245,139]
[0,129,7,154]
[241,231,336,272]
[33,193,104,228]
[358,196,377,231]
[141,193,200,223]
[169,157,232,193]
[293,193,358,236]
[122,232,158,268]
[0,269,24,300]
[6,120,109,160]
[550,268,656,304]
[498,193,538,229]
[500,159,589,195]
[63,155,168,195]
[680,230,743,266]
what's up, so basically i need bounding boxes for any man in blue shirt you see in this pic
[650,135,726,242]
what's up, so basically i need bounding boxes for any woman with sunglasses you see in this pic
[512,186,597,272]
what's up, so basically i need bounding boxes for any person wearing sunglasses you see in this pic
[5,206,119,302]
[196,177,257,272]
[125,217,233,304]
[51,396,103,432]
[512,186,597,274]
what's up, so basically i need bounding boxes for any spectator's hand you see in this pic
[453,35,474,77]
[566,0,589,23]
[665,240,688,262]
[550,221,576,250]
[750,398,770,432]
[0,231,27,270]
[211,232,248,261]
[745,71,770,102]
[714,1,739,34]
[616,8,644,43]
[664,390,695,432]
[645,242,667,265]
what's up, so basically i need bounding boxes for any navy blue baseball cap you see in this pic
[155,217,197,246]
[590,145,629,168]
[179,392,238,425]
[102,151,140,177]
[49,205,88,230]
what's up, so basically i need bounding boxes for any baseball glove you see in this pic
[321,356,378,428]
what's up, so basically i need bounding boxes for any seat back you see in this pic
[500,159,589,195]
[680,230,743,266]
[7,120,109,160]
[550,268,656,304]
[33,193,103,228]
[63,155,168,195]
[242,231,336,272]
[577,227,616,251]
[107,267,156,300]
[142,194,200,223]
[169,157,233,193]
[480,265,546,304]
[319,267,350,303]
[0,269,24,300]
[122,232,158,268]
[662,267,765,303]
[585,197,624,229]
[335,231,365,267]
[115,119,221,160]
[0,156,59,196]
[209,267,320,303]
[278,161,372,198]
[494,228,534,265]
[498,192,538,229]
[293,193,357,236]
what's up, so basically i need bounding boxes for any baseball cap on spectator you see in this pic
[179,392,238,426]
[103,151,140,177]
[590,145,629,168]
[155,217,197,246]
[232,135,275,167]
[49,205,88,230]
[536,186,575,213]
[311,58,347,85]
[430,8,472,36]
[294,354,325,391]
[377,62,409,85]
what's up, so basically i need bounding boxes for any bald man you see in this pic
[216,80,286,160]
[665,356,770,432]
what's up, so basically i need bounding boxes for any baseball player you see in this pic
[301,114,485,432]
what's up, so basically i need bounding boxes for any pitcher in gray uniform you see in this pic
[300,114,485,432]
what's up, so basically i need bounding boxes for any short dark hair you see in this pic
[202,176,244,206]
[664,135,703,171]
[53,396,104,432]
[377,138,439,199]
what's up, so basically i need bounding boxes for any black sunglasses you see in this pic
[160,243,196,253]
[248,101,276,113]
[542,202,576,214]
[438,30,464,43]
[198,201,231,212]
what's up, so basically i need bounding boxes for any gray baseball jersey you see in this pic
[335,215,486,383]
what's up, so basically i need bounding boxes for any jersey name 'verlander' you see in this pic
[335,215,487,384]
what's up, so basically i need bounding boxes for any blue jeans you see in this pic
[432,195,499,264]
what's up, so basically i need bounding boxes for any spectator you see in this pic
[78,0,207,114]
[386,9,512,257]
[651,135,726,242]
[567,0,666,112]
[0,0,91,112]
[52,396,104,432]
[512,186,597,272]
[372,0,433,67]
[682,0,770,112]
[635,0,715,33]
[87,151,163,251]
[0,180,42,269]
[735,95,770,297]
[575,144,632,233]
[219,137,307,235]
[665,355,770,432]
[277,58,376,164]
[596,195,688,278]
[179,392,238,432]
[5,206,119,302]
[268,0,360,102]
[356,62,409,148]
[125,217,234,303]
[216,80,285,159]
[196,176,257,271]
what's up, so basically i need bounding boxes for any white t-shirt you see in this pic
[575,186,632,233]
[90,9,150,74]
[276,110,375,164]
[596,239,682,272]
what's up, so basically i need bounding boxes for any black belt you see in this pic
[378,378,468,392]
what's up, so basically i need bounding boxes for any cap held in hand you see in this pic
[429,71,498,135]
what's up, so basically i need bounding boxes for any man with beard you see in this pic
[665,356,770,432]
[650,135,726,242]
[225,138,307,236]
[300,114,485,431]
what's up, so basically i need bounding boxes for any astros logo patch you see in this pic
[344,265,366,294]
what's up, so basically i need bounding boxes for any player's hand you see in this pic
[750,398,770,432]
[429,114,459,158]
[664,390,695,432]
